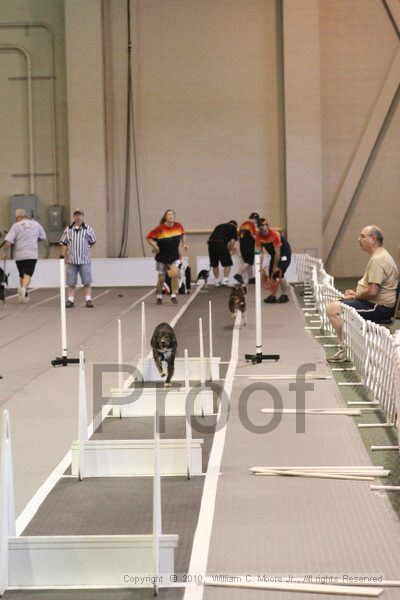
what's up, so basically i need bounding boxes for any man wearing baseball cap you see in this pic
[60,209,96,308]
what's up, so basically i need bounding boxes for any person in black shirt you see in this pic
[207,220,238,286]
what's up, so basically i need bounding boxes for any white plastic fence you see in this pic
[295,253,399,434]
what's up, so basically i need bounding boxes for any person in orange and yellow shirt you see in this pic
[146,209,187,305]
[256,218,291,304]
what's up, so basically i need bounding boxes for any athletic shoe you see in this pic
[86,300,94,308]
[66,300,74,308]
[327,349,349,363]
[156,298,163,305]
[248,278,256,284]
[233,274,245,285]
[264,295,277,304]
[18,287,26,303]
[222,278,230,286]
[171,296,178,304]
[277,294,289,303]
[214,281,221,288]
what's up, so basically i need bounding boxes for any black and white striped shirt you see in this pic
[60,223,96,265]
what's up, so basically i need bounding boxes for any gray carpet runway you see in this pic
[2,285,232,599]
[203,286,400,600]
[3,284,400,599]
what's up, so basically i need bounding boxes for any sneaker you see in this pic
[248,277,256,284]
[222,278,230,286]
[327,349,349,363]
[233,273,245,285]
[264,295,277,304]
[171,296,178,304]
[24,290,29,303]
[156,298,163,305]
[214,281,221,288]
[66,300,74,308]
[85,300,94,308]
[18,287,26,303]
[277,294,289,303]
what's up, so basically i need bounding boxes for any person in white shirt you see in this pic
[1,209,47,302]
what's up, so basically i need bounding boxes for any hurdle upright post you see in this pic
[51,258,79,366]
[245,251,280,364]
[78,351,88,481]
[184,349,192,479]
[141,302,146,369]
[0,410,16,595]
[199,317,206,418]
[118,319,124,418]
[153,410,162,595]
[208,301,213,380]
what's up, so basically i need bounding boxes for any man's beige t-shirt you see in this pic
[356,247,398,307]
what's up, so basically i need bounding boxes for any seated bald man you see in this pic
[327,225,398,363]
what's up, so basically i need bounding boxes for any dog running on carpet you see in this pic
[151,322,177,386]
[229,284,247,325]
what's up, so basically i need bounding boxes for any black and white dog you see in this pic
[151,322,177,386]
[229,284,247,325]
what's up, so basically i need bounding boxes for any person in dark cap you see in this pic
[235,212,259,284]
[207,220,238,286]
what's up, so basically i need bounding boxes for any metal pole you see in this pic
[153,410,161,595]
[60,258,67,358]
[78,351,87,480]
[184,349,192,479]
[141,301,146,367]
[255,252,262,358]
[51,258,79,366]
[208,300,213,380]
[245,251,280,364]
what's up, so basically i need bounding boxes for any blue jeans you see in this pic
[66,263,92,287]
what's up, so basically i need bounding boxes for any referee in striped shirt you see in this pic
[60,209,96,308]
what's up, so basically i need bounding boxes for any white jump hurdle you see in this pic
[71,352,204,478]
[135,356,220,382]
[126,301,220,387]
[0,410,178,594]
[111,386,214,417]
[71,439,203,477]
[111,317,215,417]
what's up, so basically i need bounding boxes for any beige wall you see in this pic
[104,0,284,262]
[0,0,399,276]
[0,0,68,237]
[64,0,107,257]
[320,0,399,275]
[283,0,323,256]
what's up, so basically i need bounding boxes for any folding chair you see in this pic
[394,280,400,320]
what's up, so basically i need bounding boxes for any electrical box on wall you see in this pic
[47,205,64,243]
[10,194,39,225]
